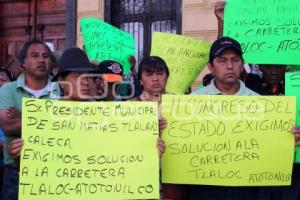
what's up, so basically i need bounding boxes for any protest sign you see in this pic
[161,95,295,186]
[285,72,300,162]
[19,98,159,200]
[151,32,211,94]
[80,17,135,74]
[224,0,300,65]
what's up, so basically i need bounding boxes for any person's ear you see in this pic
[239,60,245,73]
[57,76,66,93]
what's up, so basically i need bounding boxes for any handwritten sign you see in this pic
[161,95,295,186]
[151,32,211,94]
[80,17,136,74]
[19,99,159,200]
[224,0,300,65]
[285,72,300,162]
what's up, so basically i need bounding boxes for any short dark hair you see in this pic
[18,39,51,64]
[138,56,169,81]
[0,67,14,81]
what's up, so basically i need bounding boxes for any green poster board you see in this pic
[80,17,136,74]
[151,32,211,94]
[224,0,300,65]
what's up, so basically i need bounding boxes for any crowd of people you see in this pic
[0,1,299,200]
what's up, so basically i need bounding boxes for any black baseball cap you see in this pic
[209,36,243,63]
[97,60,123,82]
[52,47,97,81]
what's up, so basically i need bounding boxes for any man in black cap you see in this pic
[187,36,267,200]
[192,36,257,95]
[188,36,300,200]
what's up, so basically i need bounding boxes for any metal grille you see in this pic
[110,0,180,65]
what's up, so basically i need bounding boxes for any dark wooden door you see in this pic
[0,0,66,78]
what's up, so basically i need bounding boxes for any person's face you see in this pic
[23,43,50,79]
[140,69,168,95]
[0,72,10,86]
[260,65,286,85]
[209,49,244,85]
[95,76,120,101]
[59,72,95,101]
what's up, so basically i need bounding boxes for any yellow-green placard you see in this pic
[224,0,300,65]
[80,17,136,74]
[161,95,295,186]
[19,99,159,200]
[151,32,211,94]
[285,72,300,162]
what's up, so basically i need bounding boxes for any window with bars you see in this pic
[106,0,181,64]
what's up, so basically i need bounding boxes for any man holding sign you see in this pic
[188,36,262,200]
[218,1,300,199]
[192,36,257,96]
[186,36,299,200]
[0,39,60,200]
[8,47,98,158]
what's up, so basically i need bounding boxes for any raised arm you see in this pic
[215,1,226,39]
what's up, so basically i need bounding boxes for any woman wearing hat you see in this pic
[51,47,97,101]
